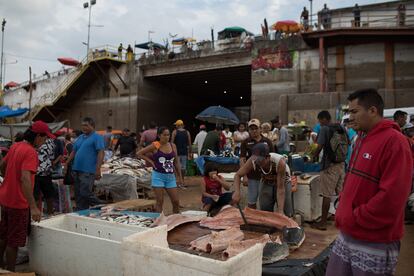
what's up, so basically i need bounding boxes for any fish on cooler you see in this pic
[89,212,155,227]
[151,212,205,231]
[189,227,244,253]
[222,234,272,260]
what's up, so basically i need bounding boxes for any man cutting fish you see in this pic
[232,143,293,216]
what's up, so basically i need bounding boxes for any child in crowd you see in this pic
[201,163,233,213]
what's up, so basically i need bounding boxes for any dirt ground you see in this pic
[396,224,414,276]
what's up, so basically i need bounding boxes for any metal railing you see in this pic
[88,44,133,61]
[307,8,414,31]
[136,37,252,66]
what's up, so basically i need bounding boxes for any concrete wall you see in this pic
[252,40,414,125]
[395,43,414,91]
[250,37,302,122]
[344,43,385,92]
[3,72,73,109]
[57,62,138,131]
[281,87,414,127]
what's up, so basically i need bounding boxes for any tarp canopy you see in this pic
[0,106,29,118]
[0,120,68,139]
[57,57,80,66]
[218,26,254,39]
[171,37,196,45]
[271,20,302,33]
[135,42,166,50]
[4,81,19,88]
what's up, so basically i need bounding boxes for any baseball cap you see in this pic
[31,121,55,139]
[199,124,206,130]
[248,118,261,128]
[251,143,270,163]
[174,119,184,126]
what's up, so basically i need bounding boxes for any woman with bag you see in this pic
[137,127,183,213]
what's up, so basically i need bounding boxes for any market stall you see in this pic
[195,155,240,174]
[96,157,152,202]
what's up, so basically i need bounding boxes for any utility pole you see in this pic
[83,0,96,62]
[0,18,6,89]
[29,66,33,123]
[309,0,313,27]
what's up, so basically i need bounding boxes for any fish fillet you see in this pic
[151,213,204,231]
[199,205,298,230]
[189,227,244,253]
[222,234,271,260]
[199,205,243,230]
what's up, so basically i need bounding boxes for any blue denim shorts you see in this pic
[151,170,177,189]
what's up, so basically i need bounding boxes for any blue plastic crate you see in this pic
[303,163,321,173]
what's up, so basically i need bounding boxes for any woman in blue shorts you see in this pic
[137,126,183,213]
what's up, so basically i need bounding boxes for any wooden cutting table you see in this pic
[167,221,338,262]
[106,199,156,212]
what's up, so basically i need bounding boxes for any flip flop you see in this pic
[311,222,327,231]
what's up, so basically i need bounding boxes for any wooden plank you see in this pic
[166,221,338,261]
[106,199,156,211]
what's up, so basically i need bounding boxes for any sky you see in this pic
[0,0,388,83]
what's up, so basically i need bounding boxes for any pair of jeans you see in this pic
[259,179,293,216]
[73,171,103,210]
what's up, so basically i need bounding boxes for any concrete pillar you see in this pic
[136,67,144,132]
[384,42,396,107]
[319,37,327,92]
[335,46,345,93]
[384,42,394,90]
[279,94,288,125]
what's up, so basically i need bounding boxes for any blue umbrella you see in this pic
[196,106,240,125]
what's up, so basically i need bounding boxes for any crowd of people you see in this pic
[0,88,413,273]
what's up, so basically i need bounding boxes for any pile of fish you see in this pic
[89,212,154,227]
[101,157,152,179]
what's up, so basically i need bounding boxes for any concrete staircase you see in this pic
[28,45,126,121]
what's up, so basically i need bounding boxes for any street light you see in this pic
[3,58,18,85]
[83,0,96,61]
[1,18,6,89]
[309,0,313,26]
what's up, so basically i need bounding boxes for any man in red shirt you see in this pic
[0,121,53,271]
[326,89,413,275]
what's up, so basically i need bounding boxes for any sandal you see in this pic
[311,222,327,231]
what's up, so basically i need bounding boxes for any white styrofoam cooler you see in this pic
[28,214,148,276]
[121,225,264,276]
[293,174,323,221]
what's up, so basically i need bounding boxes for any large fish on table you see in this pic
[222,234,272,260]
[199,205,299,230]
[189,227,244,253]
[151,213,204,231]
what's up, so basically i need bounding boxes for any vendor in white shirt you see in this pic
[232,143,293,216]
